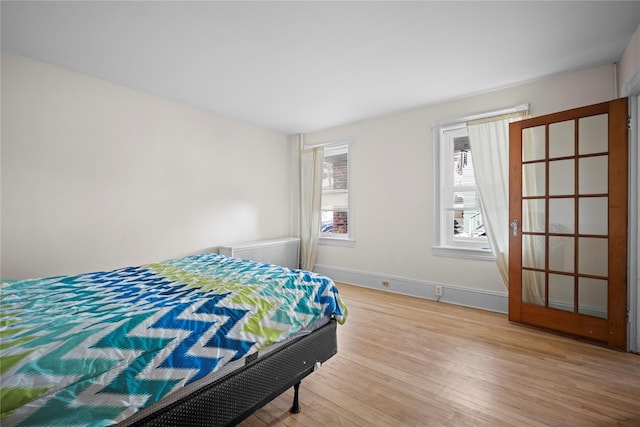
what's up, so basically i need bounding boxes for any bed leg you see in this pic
[290,382,301,413]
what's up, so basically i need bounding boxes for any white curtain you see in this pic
[467,111,527,288]
[299,139,324,271]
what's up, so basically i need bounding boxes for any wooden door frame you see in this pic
[508,99,628,350]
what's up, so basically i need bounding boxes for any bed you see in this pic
[0,253,347,426]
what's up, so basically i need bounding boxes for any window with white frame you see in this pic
[433,124,492,259]
[321,143,351,240]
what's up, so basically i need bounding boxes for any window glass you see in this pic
[435,125,489,254]
[451,139,484,239]
[321,145,350,239]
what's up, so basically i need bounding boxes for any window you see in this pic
[321,143,351,240]
[433,124,492,259]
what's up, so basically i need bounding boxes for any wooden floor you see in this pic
[240,283,640,426]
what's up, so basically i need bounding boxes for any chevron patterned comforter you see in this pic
[0,253,346,426]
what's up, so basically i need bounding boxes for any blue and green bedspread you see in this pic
[0,253,347,426]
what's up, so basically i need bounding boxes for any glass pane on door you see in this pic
[522,199,545,233]
[549,198,574,233]
[522,270,545,306]
[578,277,608,319]
[578,238,608,276]
[549,120,574,159]
[549,274,574,312]
[549,236,574,273]
[523,163,546,197]
[522,235,545,269]
[549,159,575,196]
[579,197,608,235]
[578,114,608,155]
[579,156,608,194]
[522,125,546,161]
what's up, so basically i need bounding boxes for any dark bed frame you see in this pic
[123,318,338,426]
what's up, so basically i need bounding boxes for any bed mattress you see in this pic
[1,253,346,426]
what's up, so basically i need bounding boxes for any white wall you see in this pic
[306,64,616,310]
[1,52,294,279]
[619,24,640,95]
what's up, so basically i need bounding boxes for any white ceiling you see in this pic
[2,1,639,134]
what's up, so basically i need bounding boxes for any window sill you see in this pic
[432,246,495,261]
[319,237,356,248]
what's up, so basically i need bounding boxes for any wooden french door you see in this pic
[509,98,628,350]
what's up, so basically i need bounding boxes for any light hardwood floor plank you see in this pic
[240,283,640,426]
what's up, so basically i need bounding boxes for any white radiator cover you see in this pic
[218,237,300,269]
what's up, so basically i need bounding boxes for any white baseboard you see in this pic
[314,264,508,314]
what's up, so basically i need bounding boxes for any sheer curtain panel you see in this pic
[467,111,527,288]
[300,141,324,271]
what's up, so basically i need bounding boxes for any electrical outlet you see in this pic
[435,285,443,297]
[382,281,390,287]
